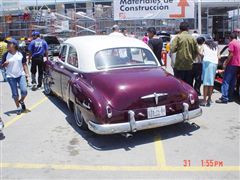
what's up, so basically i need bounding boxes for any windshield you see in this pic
[95,47,158,70]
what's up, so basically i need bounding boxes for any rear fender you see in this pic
[69,80,108,124]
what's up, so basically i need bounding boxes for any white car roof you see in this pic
[64,35,158,72]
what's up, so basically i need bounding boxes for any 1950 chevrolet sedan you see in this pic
[43,36,202,135]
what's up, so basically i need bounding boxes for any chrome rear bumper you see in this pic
[88,104,202,135]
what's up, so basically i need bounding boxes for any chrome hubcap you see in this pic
[75,105,83,127]
[44,78,51,94]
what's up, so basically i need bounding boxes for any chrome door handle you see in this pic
[60,65,64,69]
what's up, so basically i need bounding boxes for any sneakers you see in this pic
[19,100,26,111]
[215,99,228,104]
[16,107,22,115]
[37,84,42,89]
[32,83,37,91]
[200,101,208,107]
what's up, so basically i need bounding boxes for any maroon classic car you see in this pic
[43,36,202,135]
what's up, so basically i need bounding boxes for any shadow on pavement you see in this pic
[4,110,19,116]
[0,133,5,140]
[46,94,201,151]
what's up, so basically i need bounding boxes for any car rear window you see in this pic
[95,47,158,70]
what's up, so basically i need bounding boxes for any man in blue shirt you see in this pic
[28,31,48,90]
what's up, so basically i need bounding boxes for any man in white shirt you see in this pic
[192,30,200,39]
[109,25,124,37]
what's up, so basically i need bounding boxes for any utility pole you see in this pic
[237,4,240,29]
[206,7,209,34]
[198,0,202,34]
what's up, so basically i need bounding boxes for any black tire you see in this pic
[74,104,88,130]
[238,85,240,98]
[43,76,53,95]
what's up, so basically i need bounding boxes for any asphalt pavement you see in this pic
[0,61,239,179]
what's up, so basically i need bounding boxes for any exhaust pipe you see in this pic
[121,133,133,138]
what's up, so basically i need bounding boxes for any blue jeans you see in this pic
[7,76,28,100]
[221,65,239,101]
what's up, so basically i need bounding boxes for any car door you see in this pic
[50,44,68,96]
[60,45,79,102]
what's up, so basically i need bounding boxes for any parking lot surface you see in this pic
[0,70,239,179]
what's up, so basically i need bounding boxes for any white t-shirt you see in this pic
[203,44,218,64]
[109,32,124,37]
[192,33,199,39]
[4,51,26,78]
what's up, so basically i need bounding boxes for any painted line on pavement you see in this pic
[0,163,239,172]
[5,97,48,128]
[154,135,166,167]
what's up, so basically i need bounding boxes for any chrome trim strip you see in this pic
[88,107,202,135]
[141,92,168,105]
[141,93,168,99]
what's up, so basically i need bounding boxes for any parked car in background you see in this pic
[44,36,202,135]
[215,45,240,97]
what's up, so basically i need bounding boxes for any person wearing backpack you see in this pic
[1,38,29,115]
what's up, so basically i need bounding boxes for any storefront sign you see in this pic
[114,0,195,20]
[0,0,19,11]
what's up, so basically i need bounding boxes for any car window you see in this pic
[59,45,67,62]
[95,47,158,70]
[67,46,78,68]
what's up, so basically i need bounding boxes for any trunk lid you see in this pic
[87,67,188,110]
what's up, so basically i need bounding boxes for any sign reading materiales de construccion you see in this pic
[114,0,195,20]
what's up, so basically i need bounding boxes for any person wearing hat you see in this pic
[28,31,48,90]
[1,38,30,115]
[109,25,124,37]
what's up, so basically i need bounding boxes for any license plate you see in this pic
[147,106,166,119]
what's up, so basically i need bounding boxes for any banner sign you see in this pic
[114,0,195,20]
[0,0,19,11]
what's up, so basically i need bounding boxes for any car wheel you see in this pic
[43,76,53,95]
[74,104,88,130]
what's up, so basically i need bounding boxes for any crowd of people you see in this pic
[108,23,239,107]
[0,23,239,131]
[169,22,240,106]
